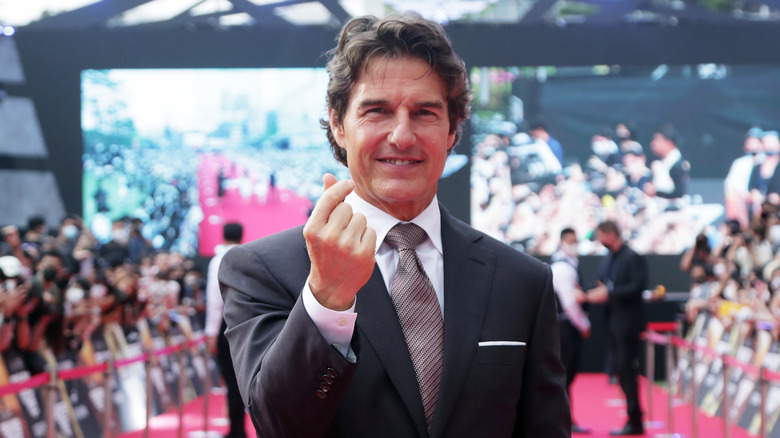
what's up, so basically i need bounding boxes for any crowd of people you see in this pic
[0,214,207,375]
[470,117,715,255]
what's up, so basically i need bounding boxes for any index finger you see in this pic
[308,176,355,226]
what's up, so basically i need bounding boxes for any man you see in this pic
[584,221,647,436]
[724,127,764,226]
[205,222,246,438]
[645,123,690,200]
[219,13,570,438]
[551,228,591,435]
[529,121,564,166]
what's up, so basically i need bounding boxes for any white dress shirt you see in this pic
[550,250,590,334]
[651,147,682,195]
[205,243,237,337]
[302,192,444,357]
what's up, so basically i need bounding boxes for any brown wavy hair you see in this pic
[320,12,472,165]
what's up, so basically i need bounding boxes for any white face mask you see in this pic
[91,284,108,299]
[561,242,579,257]
[592,139,618,156]
[62,225,80,241]
[66,287,85,305]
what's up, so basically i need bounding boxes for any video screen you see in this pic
[81,68,346,257]
[468,64,780,255]
[81,68,467,257]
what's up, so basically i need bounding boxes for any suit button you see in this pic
[315,389,327,400]
[319,382,331,392]
[322,375,334,385]
[326,368,338,379]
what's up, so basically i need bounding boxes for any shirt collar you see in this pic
[662,147,682,168]
[344,192,442,256]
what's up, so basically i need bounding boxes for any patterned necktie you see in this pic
[385,223,444,431]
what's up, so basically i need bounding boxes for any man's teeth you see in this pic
[384,159,416,165]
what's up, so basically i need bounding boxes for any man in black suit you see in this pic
[645,123,690,200]
[584,221,648,436]
[219,12,570,438]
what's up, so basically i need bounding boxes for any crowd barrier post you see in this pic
[645,331,655,429]
[665,333,675,435]
[46,365,57,438]
[177,348,186,438]
[203,345,211,434]
[104,356,115,438]
[760,366,768,438]
[722,354,731,438]
[689,345,699,438]
[144,349,153,438]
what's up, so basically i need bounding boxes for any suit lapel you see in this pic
[430,207,495,437]
[356,265,429,437]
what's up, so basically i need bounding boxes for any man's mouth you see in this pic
[380,159,420,165]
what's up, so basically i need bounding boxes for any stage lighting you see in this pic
[1,26,15,37]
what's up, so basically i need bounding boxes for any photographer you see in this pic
[680,232,715,285]
[0,256,29,353]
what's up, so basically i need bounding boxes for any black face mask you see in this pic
[43,267,58,282]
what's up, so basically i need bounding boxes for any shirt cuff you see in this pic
[302,282,357,358]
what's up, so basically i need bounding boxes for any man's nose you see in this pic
[388,114,415,149]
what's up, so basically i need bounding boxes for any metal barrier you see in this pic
[644,323,780,438]
[0,336,211,438]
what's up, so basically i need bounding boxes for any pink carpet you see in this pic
[115,373,755,437]
[572,373,753,437]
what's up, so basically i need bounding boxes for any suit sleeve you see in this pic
[514,263,572,437]
[610,252,648,301]
[219,243,360,438]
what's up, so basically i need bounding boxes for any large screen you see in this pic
[81,68,467,257]
[82,68,345,257]
[468,64,780,255]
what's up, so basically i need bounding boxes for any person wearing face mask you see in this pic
[97,219,131,269]
[551,227,591,435]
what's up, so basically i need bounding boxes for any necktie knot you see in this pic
[385,223,427,252]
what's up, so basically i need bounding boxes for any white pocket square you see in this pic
[478,341,526,347]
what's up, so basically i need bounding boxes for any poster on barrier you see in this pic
[699,326,738,414]
[677,311,711,397]
[137,318,176,413]
[107,323,150,431]
[189,310,221,388]
[740,332,780,434]
[44,343,103,438]
[719,326,758,421]
[736,329,774,431]
[1,347,48,438]
[167,311,202,398]
[701,322,746,417]
[77,329,122,435]
[693,315,725,405]
[0,351,33,438]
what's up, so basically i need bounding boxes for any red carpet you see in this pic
[572,373,752,437]
[116,373,754,437]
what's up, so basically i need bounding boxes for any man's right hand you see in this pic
[303,174,377,311]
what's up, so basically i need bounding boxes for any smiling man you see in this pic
[219,13,570,438]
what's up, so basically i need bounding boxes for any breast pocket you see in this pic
[476,341,527,365]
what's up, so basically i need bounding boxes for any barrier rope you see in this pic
[0,336,207,396]
[0,372,50,397]
[645,327,780,383]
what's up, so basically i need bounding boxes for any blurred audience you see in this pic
[0,213,207,376]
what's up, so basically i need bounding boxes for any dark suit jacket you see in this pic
[219,205,570,437]
[599,244,648,337]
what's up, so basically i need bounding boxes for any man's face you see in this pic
[597,229,618,251]
[650,133,670,158]
[330,55,455,220]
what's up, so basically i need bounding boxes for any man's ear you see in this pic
[329,108,345,145]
